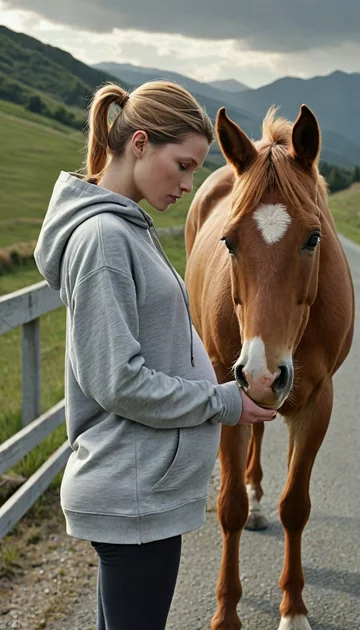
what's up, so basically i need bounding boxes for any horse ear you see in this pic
[291,104,321,169]
[216,107,257,173]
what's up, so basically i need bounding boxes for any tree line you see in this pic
[0,74,86,130]
[319,162,360,193]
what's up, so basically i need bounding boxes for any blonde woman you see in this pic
[35,81,275,630]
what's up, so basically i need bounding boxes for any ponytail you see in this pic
[86,83,129,181]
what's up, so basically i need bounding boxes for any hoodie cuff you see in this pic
[215,381,243,426]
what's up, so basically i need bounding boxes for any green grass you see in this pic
[0,106,85,231]
[0,220,42,249]
[0,99,81,133]
[328,183,360,244]
[0,99,212,248]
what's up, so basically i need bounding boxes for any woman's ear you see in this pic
[132,130,149,159]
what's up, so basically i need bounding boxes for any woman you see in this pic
[34,80,276,630]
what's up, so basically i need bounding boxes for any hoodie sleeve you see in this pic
[69,266,242,429]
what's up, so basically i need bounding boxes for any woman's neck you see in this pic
[97,158,142,203]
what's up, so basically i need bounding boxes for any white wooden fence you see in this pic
[0,280,70,539]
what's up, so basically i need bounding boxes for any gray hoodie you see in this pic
[34,171,242,544]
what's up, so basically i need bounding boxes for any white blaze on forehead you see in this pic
[238,336,267,376]
[278,615,312,630]
[254,203,292,244]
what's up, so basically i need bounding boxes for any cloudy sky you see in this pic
[1,0,359,88]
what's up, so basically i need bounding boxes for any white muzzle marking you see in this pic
[237,336,269,379]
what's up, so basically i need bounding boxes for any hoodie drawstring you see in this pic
[147,223,195,368]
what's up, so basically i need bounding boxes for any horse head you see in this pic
[216,104,325,409]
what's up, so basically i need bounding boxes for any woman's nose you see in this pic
[180,177,193,194]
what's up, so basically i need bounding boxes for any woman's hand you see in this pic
[238,389,277,424]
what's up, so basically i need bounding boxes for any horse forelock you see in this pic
[261,105,293,146]
[230,108,327,226]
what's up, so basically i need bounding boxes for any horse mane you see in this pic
[230,106,328,222]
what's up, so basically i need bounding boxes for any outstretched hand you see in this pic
[238,388,277,425]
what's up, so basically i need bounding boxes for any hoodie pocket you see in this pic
[150,423,220,493]
[150,429,182,491]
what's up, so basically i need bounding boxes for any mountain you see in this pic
[93,62,360,168]
[209,79,249,92]
[93,62,254,115]
[231,71,360,146]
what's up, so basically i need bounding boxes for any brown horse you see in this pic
[185,105,354,630]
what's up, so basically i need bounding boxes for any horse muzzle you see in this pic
[235,361,294,410]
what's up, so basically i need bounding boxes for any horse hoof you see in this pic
[245,511,269,530]
[211,612,241,629]
[278,615,312,630]
[211,621,241,630]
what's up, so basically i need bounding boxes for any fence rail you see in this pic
[0,280,70,539]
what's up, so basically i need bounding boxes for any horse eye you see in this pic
[221,237,236,255]
[303,231,321,251]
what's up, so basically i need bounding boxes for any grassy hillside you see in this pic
[0,25,130,110]
[328,183,360,243]
[0,99,212,248]
[0,101,84,247]
[0,25,131,134]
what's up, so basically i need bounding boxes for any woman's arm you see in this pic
[69,266,243,429]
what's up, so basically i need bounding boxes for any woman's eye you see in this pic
[179,163,186,171]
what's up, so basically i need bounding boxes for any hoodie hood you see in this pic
[34,171,154,291]
[35,170,196,366]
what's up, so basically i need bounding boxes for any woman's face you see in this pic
[133,132,210,212]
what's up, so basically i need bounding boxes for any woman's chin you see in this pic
[154,202,170,213]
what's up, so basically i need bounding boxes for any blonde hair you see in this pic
[85,80,214,181]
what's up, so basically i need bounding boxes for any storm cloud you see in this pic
[3,0,360,53]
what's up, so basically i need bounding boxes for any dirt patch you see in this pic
[0,490,97,630]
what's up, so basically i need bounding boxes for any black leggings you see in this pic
[91,535,182,630]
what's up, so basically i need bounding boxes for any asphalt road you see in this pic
[166,234,360,630]
[51,235,360,630]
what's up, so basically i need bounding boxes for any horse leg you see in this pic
[211,423,250,630]
[245,422,268,530]
[277,380,333,630]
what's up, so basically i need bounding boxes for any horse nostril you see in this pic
[235,364,248,388]
[272,365,290,393]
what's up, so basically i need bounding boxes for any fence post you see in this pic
[22,318,41,426]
